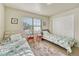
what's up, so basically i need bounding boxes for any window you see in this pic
[22,17,41,35]
[33,18,41,34]
[22,17,33,35]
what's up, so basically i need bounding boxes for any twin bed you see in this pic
[42,30,75,53]
[0,34,34,56]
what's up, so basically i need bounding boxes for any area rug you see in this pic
[29,40,67,56]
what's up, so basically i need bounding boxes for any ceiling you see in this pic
[4,3,79,16]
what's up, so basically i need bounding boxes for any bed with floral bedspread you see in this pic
[42,31,75,53]
[0,34,34,56]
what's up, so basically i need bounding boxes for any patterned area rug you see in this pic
[29,40,67,56]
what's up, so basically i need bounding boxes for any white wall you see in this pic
[50,7,79,47]
[5,7,49,34]
[0,4,5,41]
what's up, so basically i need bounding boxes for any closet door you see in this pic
[53,15,74,38]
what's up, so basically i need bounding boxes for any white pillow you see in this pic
[10,34,23,41]
[43,31,50,35]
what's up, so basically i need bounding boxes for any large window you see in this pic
[22,17,41,35]
[22,17,33,35]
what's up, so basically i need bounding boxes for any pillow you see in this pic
[43,31,50,35]
[10,34,23,42]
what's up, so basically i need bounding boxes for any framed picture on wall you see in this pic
[11,18,18,24]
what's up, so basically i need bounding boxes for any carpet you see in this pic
[29,40,67,56]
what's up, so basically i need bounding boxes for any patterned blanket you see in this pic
[0,34,34,56]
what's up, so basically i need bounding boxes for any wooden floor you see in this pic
[28,39,79,56]
[70,47,79,56]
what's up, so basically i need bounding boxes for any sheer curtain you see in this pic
[21,17,33,36]
[33,18,41,35]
